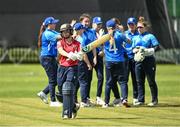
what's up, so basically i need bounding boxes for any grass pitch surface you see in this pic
[0,64,180,126]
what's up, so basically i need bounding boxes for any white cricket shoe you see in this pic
[147,101,158,107]
[87,98,95,106]
[133,98,138,105]
[134,101,144,106]
[102,103,109,108]
[63,115,69,119]
[50,101,62,107]
[72,103,80,119]
[80,102,90,107]
[37,91,48,104]
[96,97,105,105]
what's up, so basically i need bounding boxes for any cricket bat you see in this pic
[82,34,111,53]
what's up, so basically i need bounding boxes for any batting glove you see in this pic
[74,51,84,61]
[99,29,105,37]
[67,52,77,61]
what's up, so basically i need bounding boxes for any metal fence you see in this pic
[0,47,39,64]
[0,47,180,64]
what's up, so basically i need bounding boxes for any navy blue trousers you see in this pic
[104,61,128,104]
[40,56,58,102]
[78,61,93,103]
[125,58,138,99]
[57,65,78,117]
[135,56,158,103]
[57,65,78,94]
[94,55,104,97]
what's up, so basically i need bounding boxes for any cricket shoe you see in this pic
[133,101,144,106]
[62,115,69,120]
[87,98,95,106]
[147,101,158,107]
[122,100,131,108]
[37,91,48,104]
[80,102,90,108]
[113,98,122,107]
[96,97,105,105]
[50,101,62,107]
[102,103,109,108]
[72,103,80,119]
[133,98,138,105]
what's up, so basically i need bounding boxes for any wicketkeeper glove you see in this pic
[143,48,155,56]
[133,46,145,53]
[67,52,77,61]
[133,46,145,62]
[134,51,145,62]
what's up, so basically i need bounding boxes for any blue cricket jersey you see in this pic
[132,32,159,50]
[104,30,129,62]
[81,28,96,59]
[75,35,83,44]
[124,30,139,59]
[91,28,104,53]
[41,29,60,57]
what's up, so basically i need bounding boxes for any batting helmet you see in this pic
[60,23,72,31]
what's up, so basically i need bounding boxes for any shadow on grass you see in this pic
[154,103,180,107]
[77,117,140,120]
[129,103,180,108]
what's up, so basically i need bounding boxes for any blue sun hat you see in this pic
[127,17,137,24]
[106,19,116,28]
[93,17,103,24]
[73,23,86,30]
[43,17,59,26]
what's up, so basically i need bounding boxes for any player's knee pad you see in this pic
[62,81,74,118]
[62,81,74,95]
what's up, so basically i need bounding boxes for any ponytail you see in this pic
[138,16,151,29]
[138,16,145,23]
[38,24,46,48]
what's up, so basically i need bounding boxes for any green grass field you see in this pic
[0,64,180,126]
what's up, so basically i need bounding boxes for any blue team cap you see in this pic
[93,17,102,24]
[127,17,137,24]
[106,19,116,28]
[73,23,85,30]
[43,17,59,26]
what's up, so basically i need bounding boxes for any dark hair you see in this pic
[37,24,46,48]
[111,17,121,25]
[79,13,91,22]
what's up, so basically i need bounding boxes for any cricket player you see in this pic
[37,16,61,107]
[57,23,82,119]
[132,17,159,106]
[72,22,86,103]
[91,16,105,105]
[124,17,139,105]
[78,13,97,107]
[103,19,131,108]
